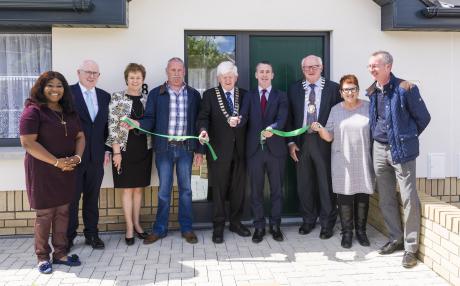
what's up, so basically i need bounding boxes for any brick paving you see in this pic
[0,224,448,286]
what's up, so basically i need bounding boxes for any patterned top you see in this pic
[106,90,151,151]
[325,100,375,195]
[167,84,187,137]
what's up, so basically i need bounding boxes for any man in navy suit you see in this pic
[239,61,288,243]
[67,60,110,250]
[287,55,342,239]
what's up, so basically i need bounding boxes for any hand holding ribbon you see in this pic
[259,125,310,150]
[120,116,218,160]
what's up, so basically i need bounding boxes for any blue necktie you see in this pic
[84,90,96,122]
[225,91,234,115]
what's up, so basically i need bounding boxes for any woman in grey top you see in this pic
[311,74,374,249]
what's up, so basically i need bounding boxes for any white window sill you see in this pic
[0,147,25,160]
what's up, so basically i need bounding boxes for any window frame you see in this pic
[184,30,330,91]
[0,27,52,147]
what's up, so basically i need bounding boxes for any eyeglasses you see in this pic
[302,65,321,71]
[341,87,359,94]
[367,63,385,69]
[80,70,100,77]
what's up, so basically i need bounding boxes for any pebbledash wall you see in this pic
[1,0,460,283]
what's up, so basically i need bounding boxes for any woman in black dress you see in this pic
[106,63,152,245]
[20,71,84,273]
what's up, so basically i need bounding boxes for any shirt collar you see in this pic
[223,87,234,96]
[166,82,186,94]
[78,82,96,95]
[305,78,322,88]
[258,86,272,95]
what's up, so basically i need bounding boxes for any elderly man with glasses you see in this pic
[67,59,111,251]
[286,55,342,240]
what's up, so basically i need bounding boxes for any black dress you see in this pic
[112,95,153,188]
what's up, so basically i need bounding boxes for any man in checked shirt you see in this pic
[126,57,204,244]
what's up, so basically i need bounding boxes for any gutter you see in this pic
[0,0,93,12]
[422,6,460,17]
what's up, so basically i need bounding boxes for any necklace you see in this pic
[52,110,68,137]
[215,87,240,121]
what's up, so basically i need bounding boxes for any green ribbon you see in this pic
[121,117,218,160]
[260,126,310,148]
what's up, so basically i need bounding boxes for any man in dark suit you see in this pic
[239,61,288,243]
[197,61,251,244]
[287,55,342,239]
[67,60,110,250]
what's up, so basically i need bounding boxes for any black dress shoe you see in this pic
[85,236,105,249]
[319,228,333,239]
[402,251,418,268]
[269,225,284,242]
[378,240,404,255]
[229,223,251,237]
[212,229,224,244]
[125,237,135,246]
[298,223,315,235]
[252,228,265,243]
[135,230,148,240]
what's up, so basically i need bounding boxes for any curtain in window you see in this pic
[0,34,51,139]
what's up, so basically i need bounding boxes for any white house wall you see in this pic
[0,0,458,190]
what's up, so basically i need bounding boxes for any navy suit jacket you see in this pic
[239,88,288,158]
[139,83,203,153]
[71,83,110,166]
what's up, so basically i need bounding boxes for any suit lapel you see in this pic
[94,88,104,122]
[296,83,305,127]
[265,89,277,116]
[251,89,262,119]
[73,85,92,122]
[318,81,330,122]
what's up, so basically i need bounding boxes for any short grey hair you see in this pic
[166,57,185,69]
[301,55,323,67]
[78,59,99,71]
[372,51,393,65]
[217,61,238,77]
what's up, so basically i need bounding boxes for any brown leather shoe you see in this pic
[143,233,162,245]
[182,231,198,244]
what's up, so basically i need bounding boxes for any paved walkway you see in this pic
[0,225,448,286]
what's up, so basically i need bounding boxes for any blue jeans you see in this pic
[153,145,194,236]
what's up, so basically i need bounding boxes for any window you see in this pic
[0,33,51,145]
[186,35,236,94]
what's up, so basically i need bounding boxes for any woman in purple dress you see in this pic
[19,71,85,274]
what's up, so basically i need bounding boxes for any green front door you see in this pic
[249,35,325,216]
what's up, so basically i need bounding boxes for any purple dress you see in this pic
[19,104,82,210]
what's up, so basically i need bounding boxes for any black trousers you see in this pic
[248,147,285,228]
[296,133,337,228]
[209,150,246,229]
[67,162,104,240]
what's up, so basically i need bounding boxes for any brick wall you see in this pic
[369,177,460,286]
[0,177,458,236]
[0,187,175,235]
